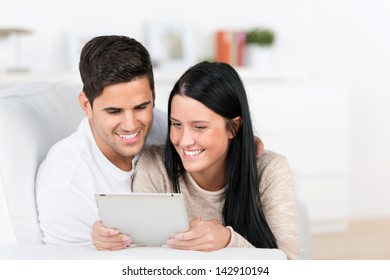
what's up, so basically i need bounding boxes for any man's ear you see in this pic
[228,116,242,139]
[78,91,92,117]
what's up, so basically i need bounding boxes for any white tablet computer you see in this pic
[94,193,189,245]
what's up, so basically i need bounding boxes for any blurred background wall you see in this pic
[1,0,389,222]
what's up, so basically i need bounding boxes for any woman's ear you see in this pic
[78,91,92,117]
[228,116,242,139]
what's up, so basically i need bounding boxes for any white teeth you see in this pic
[184,149,203,156]
[119,132,138,140]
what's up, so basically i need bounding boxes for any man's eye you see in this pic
[195,126,206,130]
[107,109,120,114]
[135,105,147,110]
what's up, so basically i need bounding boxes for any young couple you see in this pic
[35,35,300,259]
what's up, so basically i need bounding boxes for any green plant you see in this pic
[246,27,275,47]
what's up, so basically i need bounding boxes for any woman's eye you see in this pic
[195,126,206,130]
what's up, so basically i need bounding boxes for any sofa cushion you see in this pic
[0,81,84,244]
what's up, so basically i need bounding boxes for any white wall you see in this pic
[1,0,390,219]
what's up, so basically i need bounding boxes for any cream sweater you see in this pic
[132,145,300,259]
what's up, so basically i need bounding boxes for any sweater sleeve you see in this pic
[259,152,301,260]
[226,152,300,259]
[226,226,255,248]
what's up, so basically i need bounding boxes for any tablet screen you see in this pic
[95,193,189,245]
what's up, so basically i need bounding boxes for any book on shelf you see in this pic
[215,30,246,66]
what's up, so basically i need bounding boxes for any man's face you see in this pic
[83,77,154,171]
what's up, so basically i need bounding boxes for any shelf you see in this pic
[1,68,309,89]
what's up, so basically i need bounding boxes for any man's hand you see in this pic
[91,220,131,250]
[254,136,264,158]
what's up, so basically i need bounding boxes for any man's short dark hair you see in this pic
[79,35,155,106]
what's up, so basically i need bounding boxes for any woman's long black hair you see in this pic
[164,61,277,249]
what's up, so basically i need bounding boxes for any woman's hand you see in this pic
[91,220,131,250]
[166,216,231,251]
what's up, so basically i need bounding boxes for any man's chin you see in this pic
[120,143,145,158]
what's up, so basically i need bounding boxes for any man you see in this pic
[35,35,166,247]
[36,35,263,250]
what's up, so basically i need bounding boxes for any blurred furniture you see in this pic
[0,81,84,245]
[0,28,31,38]
[246,83,350,235]
[0,28,32,73]
[0,72,79,89]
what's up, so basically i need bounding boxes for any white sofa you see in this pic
[0,81,84,245]
[0,80,309,259]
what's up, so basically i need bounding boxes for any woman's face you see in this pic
[169,95,235,180]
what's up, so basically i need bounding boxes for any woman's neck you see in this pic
[190,171,226,192]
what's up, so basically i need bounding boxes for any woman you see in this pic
[132,61,300,259]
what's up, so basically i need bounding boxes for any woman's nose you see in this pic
[179,129,195,147]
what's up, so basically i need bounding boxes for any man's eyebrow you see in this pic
[102,101,152,111]
[134,101,152,108]
[103,107,121,111]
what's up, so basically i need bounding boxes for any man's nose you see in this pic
[122,112,136,131]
